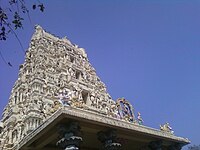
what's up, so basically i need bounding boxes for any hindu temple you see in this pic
[0,25,190,150]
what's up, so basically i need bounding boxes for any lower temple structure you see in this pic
[13,108,189,150]
[0,25,189,150]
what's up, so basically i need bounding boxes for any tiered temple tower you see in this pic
[0,25,119,149]
[0,25,189,150]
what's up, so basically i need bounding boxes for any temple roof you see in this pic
[14,107,190,150]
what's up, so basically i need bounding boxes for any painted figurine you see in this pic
[160,122,174,134]
[137,112,143,125]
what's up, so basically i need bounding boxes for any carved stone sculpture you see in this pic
[137,112,144,125]
[116,98,135,122]
[160,123,174,134]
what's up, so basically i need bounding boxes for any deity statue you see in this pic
[160,122,174,134]
[78,47,87,58]
[89,92,96,107]
[32,25,44,39]
[43,103,53,118]
[56,90,71,106]
[51,100,62,113]
[116,98,135,122]
[137,112,143,125]
[69,85,85,108]
[110,104,120,119]
[68,68,75,77]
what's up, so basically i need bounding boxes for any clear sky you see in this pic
[0,0,200,148]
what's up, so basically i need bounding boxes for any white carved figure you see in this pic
[68,67,75,78]
[43,102,52,118]
[32,25,44,39]
[78,47,87,58]
[160,122,174,134]
[56,90,71,106]
[137,112,144,125]
[90,93,96,107]
[110,104,120,119]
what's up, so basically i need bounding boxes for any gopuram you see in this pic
[0,25,189,150]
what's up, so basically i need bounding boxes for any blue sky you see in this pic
[0,0,200,148]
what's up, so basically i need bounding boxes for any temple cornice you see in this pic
[14,107,189,150]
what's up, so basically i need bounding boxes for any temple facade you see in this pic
[0,25,189,150]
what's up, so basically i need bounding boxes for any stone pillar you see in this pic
[56,122,82,150]
[97,129,121,150]
[148,140,162,150]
